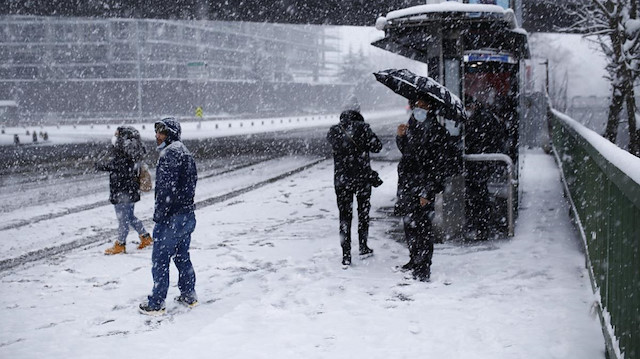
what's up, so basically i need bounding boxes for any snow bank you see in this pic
[0,110,405,147]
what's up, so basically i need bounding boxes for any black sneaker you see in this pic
[174,295,198,308]
[138,302,166,316]
[342,255,351,266]
[412,267,431,282]
[359,247,374,256]
[400,260,415,272]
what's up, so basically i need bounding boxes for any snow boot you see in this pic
[400,259,415,272]
[104,241,126,255]
[359,246,374,256]
[137,233,153,250]
[174,295,198,308]
[138,302,165,316]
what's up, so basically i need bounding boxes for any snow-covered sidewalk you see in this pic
[0,149,604,358]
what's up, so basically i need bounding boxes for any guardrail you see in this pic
[549,109,640,359]
[463,153,516,236]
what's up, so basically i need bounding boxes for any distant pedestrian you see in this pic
[327,96,383,266]
[139,117,198,316]
[396,97,457,281]
[13,134,19,145]
[96,126,152,255]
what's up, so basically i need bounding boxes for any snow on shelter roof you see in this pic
[374,2,528,60]
[386,2,507,21]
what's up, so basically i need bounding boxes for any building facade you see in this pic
[0,16,344,123]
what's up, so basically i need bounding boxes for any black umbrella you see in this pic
[374,68,467,122]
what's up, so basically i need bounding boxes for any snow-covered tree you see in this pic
[338,46,370,84]
[568,0,640,156]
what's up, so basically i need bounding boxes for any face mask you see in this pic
[156,141,167,151]
[413,108,428,122]
[111,136,117,146]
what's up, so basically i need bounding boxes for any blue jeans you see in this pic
[148,212,197,309]
[114,203,146,245]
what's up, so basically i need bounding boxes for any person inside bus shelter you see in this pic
[463,96,507,240]
[396,97,458,281]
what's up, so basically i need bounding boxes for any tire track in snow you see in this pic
[0,156,328,272]
[0,155,283,232]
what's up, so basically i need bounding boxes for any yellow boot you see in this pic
[137,233,153,250]
[105,241,126,255]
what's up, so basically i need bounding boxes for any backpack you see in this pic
[136,162,152,192]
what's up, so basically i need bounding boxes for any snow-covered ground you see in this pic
[0,140,605,358]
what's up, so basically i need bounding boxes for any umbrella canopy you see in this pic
[374,68,467,122]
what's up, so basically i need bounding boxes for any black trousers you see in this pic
[465,163,491,234]
[403,205,434,276]
[335,184,372,256]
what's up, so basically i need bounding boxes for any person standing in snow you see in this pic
[96,126,152,255]
[463,97,507,240]
[396,98,455,281]
[139,117,198,315]
[327,96,383,266]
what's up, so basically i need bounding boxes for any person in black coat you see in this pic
[464,98,507,240]
[396,97,455,281]
[96,126,152,255]
[327,100,383,266]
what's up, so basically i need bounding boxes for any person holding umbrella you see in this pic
[374,68,465,281]
[395,97,454,281]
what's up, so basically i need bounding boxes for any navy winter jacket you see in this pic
[153,118,198,224]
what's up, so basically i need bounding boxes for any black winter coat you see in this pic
[396,115,453,214]
[465,106,507,154]
[327,110,382,189]
[96,148,141,205]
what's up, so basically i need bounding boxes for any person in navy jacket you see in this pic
[139,117,198,315]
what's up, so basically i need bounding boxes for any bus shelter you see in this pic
[373,1,530,239]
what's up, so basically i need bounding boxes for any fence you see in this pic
[549,109,640,359]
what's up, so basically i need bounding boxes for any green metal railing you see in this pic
[549,109,640,359]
